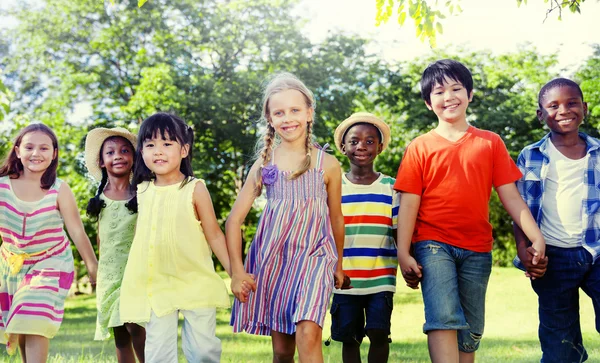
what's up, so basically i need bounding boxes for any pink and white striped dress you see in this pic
[0,176,74,343]
[231,147,337,336]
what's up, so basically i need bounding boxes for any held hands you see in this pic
[231,272,256,303]
[399,254,423,289]
[531,239,546,265]
[517,244,548,280]
[87,261,98,287]
[334,268,352,290]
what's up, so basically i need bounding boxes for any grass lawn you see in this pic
[1,267,598,362]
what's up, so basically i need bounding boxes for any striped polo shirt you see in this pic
[335,173,399,295]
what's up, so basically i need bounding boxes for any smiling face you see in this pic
[267,89,313,144]
[141,132,189,179]
[342,123,382,167]
[15,131,57,175]
[426,76,473,124]
[100,136,134,178]
[538,85,587,136]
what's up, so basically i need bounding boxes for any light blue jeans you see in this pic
[414,240,492,353]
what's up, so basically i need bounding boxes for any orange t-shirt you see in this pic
[394,126,522,252]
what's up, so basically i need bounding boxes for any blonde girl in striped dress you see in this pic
[0,123,98,362]
[119,113,231,363]
[227,73,346,363]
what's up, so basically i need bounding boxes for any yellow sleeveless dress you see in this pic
[120,178,229,323]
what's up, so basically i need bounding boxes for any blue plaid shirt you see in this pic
[516,132,600,263]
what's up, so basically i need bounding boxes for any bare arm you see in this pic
[193,181,231,276]
[323,154,345,289]
[497,183,546,260]
[396,192,422,289]
[58,183,98,284]
[225,160,261,302]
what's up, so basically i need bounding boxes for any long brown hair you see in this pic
[253,72,316,196]
[0,123,59,189]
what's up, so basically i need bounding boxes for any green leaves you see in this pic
[376,0,462,46]
[376,0,589,46]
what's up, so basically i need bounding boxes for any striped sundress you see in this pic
[231,147,338,336]
[0,176,74,347]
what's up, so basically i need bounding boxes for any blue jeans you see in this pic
[330,291,394,343]
[531,245,600,363]
[414,240,492,353]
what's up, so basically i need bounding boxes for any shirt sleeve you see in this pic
[492,134,523,188]
[394,141,423,195]
[391,188,400,229]
[515,151,527,199]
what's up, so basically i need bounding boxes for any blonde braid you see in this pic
[254,124,275,196]
[289,120,313,180]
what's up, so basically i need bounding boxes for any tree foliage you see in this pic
[375,0,596,46]
[0,0,379,277]
[1,0,599,276]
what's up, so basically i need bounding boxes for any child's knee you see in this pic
[365,329,389,346]
[125,323,144,338]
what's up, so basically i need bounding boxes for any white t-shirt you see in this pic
[540,139,587,247]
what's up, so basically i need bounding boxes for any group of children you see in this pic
[0,60,597,363]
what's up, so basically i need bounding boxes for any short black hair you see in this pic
[538,78,584,108]
[420,59,473,105]
[342,122,383,144]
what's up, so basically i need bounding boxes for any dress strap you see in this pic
[316,143,329,170]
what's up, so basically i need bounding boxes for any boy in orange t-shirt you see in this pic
[394,59,546,362]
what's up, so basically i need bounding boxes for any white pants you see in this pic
[145,307,221,363]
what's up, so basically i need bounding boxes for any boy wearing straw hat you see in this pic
[330,112,399,363]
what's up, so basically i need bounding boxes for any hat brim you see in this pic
[84,127,137,181]
[334,113,391,153]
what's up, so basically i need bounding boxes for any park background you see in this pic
[0,0,599,361]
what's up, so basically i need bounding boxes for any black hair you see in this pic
[342,122,383,144]
[420,59,474,105]
[538,78,584,108]
[132,112,195,188]
[86,136,137,221]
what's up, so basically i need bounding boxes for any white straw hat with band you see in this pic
[334,112,391,152]
[84,127,137,181]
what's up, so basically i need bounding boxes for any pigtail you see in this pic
[289,121,313,180]
[180,125,195,189]
[86,168,109,221]
[254,124,275,196]
[125,184,138,214]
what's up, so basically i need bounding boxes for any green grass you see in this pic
[1,267,598,362]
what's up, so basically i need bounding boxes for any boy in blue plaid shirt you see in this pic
[514,78,600,363]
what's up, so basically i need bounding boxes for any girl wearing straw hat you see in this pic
[84,127,146,362]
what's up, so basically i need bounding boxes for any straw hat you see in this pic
[334,112,391,152]
[84,127,137,181]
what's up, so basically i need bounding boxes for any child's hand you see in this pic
[517,245,548,280]
[231,272,256,303]
[530,239,546,264]
[334,270,352,290]
[87,261,98,287]
[399,255,422,289]
[333,269,346,289]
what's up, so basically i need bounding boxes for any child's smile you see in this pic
[538,85,587,136]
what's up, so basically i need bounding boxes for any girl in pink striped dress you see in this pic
[227,73,346,363]
[0,124,98,361]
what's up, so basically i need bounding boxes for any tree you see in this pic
[576,44,600,129]
[0,0,379,273]
[375,0,596,46]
